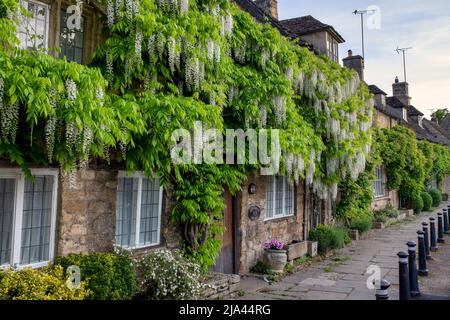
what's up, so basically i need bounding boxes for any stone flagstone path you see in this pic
[236,202,450,300]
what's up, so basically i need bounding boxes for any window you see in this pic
[116,172,163,249]
[0,169,58,269]
[59,9,85,64]
[326,34,339,62]
[403,108,408,122]
[373,166,386,198]
[418,116,424,128]
[18,0,50,50]
[265,176,295,220]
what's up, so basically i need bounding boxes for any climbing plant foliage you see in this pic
[2,0,375,268]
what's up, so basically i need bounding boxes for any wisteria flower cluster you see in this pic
[263,239,285,251]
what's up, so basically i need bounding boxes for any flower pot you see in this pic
[263,249,288,273]
[286,241,308,261]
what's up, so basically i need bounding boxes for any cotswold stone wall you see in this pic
[56,170,118,256]
[372,190,400,211]
[56,169,183,258]
[237,172,306,274]
[443,176,450,197]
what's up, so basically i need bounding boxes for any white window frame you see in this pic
[18,0,50,50]
[373,166,386,199]
[0,168,58,270]
[116,171,163,250]
[403,108,408,122]
[265,176,295,221]
[418,116,424,128]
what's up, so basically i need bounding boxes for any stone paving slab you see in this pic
[235,202,450,301]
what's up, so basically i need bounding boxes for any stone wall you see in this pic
[56,169,183,258]
[236,172,305,274]
[201,273,241,299]
[374,110,398,129]
[442,176,450,197]
[56,169,118,256]
[371,190,400,211]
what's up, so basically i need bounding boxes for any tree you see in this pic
[431,108,449,124]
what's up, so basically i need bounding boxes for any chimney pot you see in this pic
[254,0,279,20]
[343,49,364,82]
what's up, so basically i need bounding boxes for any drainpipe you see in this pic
[302,180,307,241]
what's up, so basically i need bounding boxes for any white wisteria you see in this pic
[135,30,143,62]
[0,101,19,144]
[107,0,115,27]
[273,95,286,126]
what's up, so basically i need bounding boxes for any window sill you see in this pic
[374,195,390,200]
[264,214,295,223]
[117,243,161,252]
[1,261,51,271]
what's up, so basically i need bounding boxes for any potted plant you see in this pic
[263,240,287,273]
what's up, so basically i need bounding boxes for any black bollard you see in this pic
[438,213,445,244]
[407,242,420,297]
[417,231,429,277]
[398,251,410,301]
[430,217,438,252]
[422,222,432,260]
[445,209,450,234]
[375,279,391,300]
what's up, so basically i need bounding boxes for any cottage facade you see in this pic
[1,0,450,275]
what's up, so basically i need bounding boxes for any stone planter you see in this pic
[373,221,385,229]
[286,241,308,261]
[307,241,318,257]
[263,249,288,273]
[349,229,360,241]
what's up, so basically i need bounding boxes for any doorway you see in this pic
[213,189,236,274]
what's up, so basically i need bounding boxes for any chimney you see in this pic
[343,50,364,82]
[374,92,386,108]
[254,0,278,20]
[392,76,411,106]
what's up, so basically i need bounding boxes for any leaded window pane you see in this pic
[0,179,15,266]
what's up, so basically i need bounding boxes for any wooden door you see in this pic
[213,189,235,274]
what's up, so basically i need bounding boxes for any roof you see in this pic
[440,115,450,134]
[386,96,406,109]
[368,85,387,96]
[279,15,345,43]
[233,0,292,37]
[408,105,424,117]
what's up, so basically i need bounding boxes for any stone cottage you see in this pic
[1,0,449,277]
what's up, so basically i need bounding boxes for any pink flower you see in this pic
[264,239,285,250]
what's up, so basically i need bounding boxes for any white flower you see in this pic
[107,0,115,27]
[65,79,77,102]
[135,30,142,62]
[179,0,188,14]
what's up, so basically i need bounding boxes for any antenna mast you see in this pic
[353,9,377,59]
[395,46,413,82]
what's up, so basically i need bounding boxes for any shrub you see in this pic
[421,192,433,212]
[411,194,424,214]
[428,188,442,207]
[0,266,90,300]
[138,249,204,300]
[250,261,270,275]
[374,210,388,223]
[54,251,137,300]
[349,215,373,233]
[308,224,350,254]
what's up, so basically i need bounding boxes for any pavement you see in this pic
[234,202,450,300]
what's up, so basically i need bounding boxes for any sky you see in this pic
[278,0,450,118]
